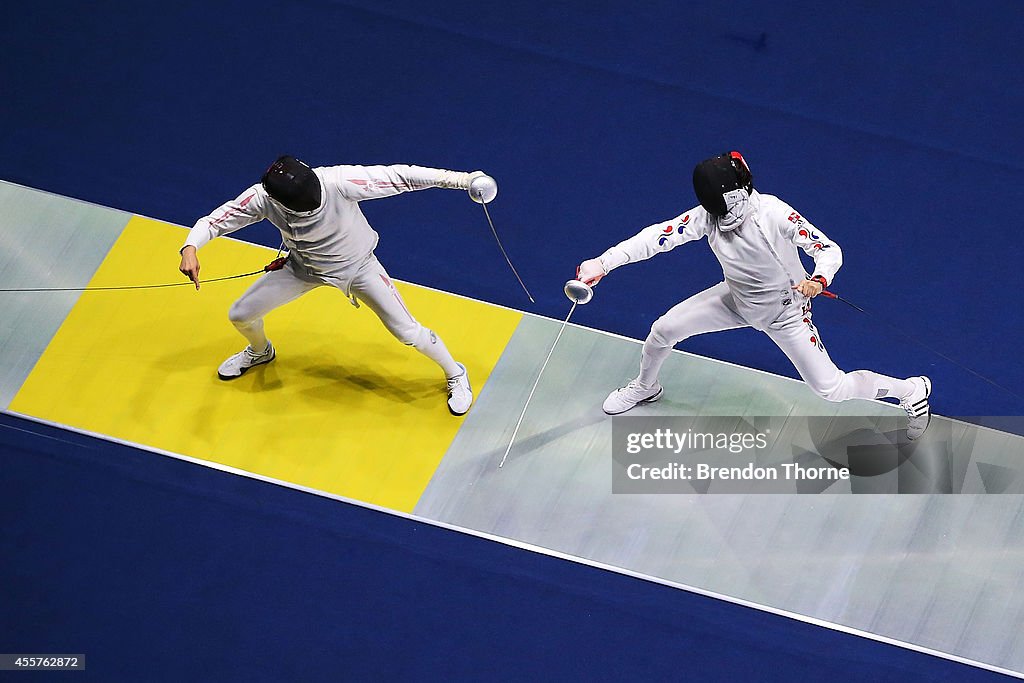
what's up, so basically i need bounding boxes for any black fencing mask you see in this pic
[692,151,754,217]
[262,155,321,212]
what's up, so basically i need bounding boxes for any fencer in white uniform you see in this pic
[179,155,494,415]
[577,151,932,439]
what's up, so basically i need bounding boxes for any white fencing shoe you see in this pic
[217,342,276,380]
[603,379,664,415]
[447,363,473,416]
[900,376,932,440]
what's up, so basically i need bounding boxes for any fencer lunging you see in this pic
[179,155,495,415]
[577,151,932,439]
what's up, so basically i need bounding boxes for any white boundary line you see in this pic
[3,408,1021,680]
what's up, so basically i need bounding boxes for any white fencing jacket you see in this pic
[184,164,472,293]
[599,191,843,330]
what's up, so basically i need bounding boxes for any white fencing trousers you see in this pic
[226,255,461,378]
[637,282,914,403]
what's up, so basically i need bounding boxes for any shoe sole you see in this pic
[217,349,276,381]
[603,385,664,415]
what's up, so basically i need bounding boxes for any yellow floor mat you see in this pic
[11,216,522,511]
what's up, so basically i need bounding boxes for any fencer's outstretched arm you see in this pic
[326,165,486,201]
[577,209,710,285]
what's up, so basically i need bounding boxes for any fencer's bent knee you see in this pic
[393,320,422,347]
[228,299,259,326]
[648,316,685,348]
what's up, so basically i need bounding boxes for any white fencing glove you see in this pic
[576,257,607,286]
[468,171,498,204]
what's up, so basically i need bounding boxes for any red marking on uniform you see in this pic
[381,274,414,321]
[803,318,810,324]
[813,243,823,250]
[347,179,368,186]
[810,336,817,344]
[663,225,673,234]
[682,214,690,224]
[799,229,808,238]
[209,193,256,227]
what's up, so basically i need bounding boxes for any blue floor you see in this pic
[2,2,1021,678]
[0,413,1011,682]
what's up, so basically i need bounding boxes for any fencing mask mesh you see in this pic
[262,155,321,212]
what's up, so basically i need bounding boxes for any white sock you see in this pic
[233,319,270,354]
[637,338,673,389]
[831,370,914,402]
[413,327,461,378]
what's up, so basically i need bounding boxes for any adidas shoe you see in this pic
[447,362,473,416]
[602,379,664,415]
[900,376,932,441]
[217,342,276,380]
